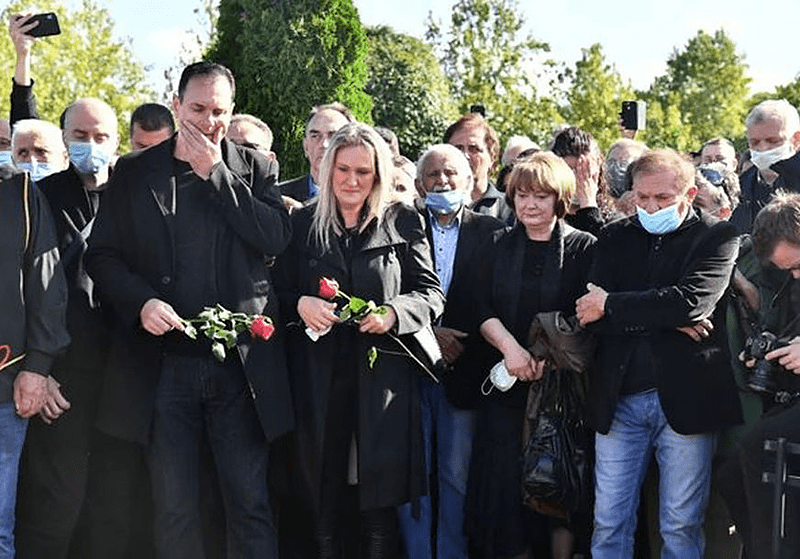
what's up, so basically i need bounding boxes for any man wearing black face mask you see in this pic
[398,144,502,559]
[732,99,800,233]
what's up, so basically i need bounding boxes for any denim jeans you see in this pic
[398,381,475,559]
[148,354,276,559]
[592,390,715,559]
[0,401,28,559]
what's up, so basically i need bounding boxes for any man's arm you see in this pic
[578,221,739,331]
[8,13,39,123]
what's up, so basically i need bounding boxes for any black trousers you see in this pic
[15,367,101,559]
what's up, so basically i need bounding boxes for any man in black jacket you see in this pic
[0,165,69,559]
[577,149,742,558]
[397,144,502,558]
[86,61,292,559]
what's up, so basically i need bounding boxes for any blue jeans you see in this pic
[0,401,28,559]
[592,390,715,559]
[398,381,475,559]
[148,354,276,559]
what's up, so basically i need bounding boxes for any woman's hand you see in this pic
[298,295,339,333]
[359,306,397,335]
[574,154,599,209]
[503,342,536,381]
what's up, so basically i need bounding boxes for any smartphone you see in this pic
[621,100,647,130]
[22,13,61,38]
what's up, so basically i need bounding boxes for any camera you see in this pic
[744,330,786,394]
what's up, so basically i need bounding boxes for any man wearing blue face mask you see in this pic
[11,119,68,182]
[398,144,502,559]
[732,99,800,233]
[15,98,120,559]
[576,149,742,559]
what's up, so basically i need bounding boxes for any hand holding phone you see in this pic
[15,12,60,38]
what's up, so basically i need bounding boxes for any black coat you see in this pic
[279,174,314,203]
[274,202,445,512]
[418,204,505,409]
[587,208,743,435]
[474,221,596,407]
[85,136,294,445]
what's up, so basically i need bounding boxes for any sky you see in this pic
[98,0,798,97]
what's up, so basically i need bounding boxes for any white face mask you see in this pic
[750,142,795,172]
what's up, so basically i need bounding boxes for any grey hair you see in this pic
[310,123,394,250]
[415,143,472,183]
[11,119,66,158]
[745,99,800,135]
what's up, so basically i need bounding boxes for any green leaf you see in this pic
[339,307,352,322]
[349,296,368,314]
[373,305,389,315]
[367,346,378,369]
[211,342,226,362]
[183,323,198,340]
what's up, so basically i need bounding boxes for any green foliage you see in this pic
[642,29,750,152]
[208,0,372,179]
[561,44,634,152]
[0,0,154,151]
[425,0,562,147]
[365,26,457,160]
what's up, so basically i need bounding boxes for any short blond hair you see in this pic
[505,151,575,219]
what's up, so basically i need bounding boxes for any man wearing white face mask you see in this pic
[576,149,742,559]
[731,99,800,233]
[11,119,68,182]
[398,144,502,559]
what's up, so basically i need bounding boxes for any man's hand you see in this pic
[14,371,47,418]
[282,195,304,214]
[732,268,760,313]
[503,343,536,381]
[766,337,800,374]
[434,326,468,364]
[140,298,184,336]
[573,154,599,209]
[9,13,36,57]
[177,119,224,180]
[576,283,608,326]
[676,318,714,342]
[359,307,397,335]
[39,376,71,425]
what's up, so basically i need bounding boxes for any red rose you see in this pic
[318,277,339,300]
[250,316,275,341]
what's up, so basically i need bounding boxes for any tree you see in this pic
[208,0,372,179]
[0,0,154,150]
[365,26,458,160]
[425,0,562,147]
[561,44,634,152]
[643,29,750,152]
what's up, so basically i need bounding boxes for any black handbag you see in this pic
[386,324,447,384]
[521,368,592,517]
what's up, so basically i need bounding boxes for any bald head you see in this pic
[63,98,119,147]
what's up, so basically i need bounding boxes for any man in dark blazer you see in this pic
[398,144,503,559]
[278,102,353,210]
[86,62,292,559]
[576,149,742,559]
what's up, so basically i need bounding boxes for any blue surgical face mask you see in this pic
[0,151,13,167]
[425,189,464,215]
[16,160,56,182]
[68,141,112,175]
[636,202,685,235]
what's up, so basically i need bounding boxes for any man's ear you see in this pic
[171,93,180,116]
[685,184,698,205]
[791,130,800,152]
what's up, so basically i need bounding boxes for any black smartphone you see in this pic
[620,101,646,130]
[22,13,61,38]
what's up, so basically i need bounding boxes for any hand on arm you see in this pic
[675,318,714,342]
[576,283,608,326]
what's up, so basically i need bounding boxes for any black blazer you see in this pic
[279,173,314,203]
[587,209,743,435]
[418,203,505,409]
[86,135,294,445]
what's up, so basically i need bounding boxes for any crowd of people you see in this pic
[4,9,800,559]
